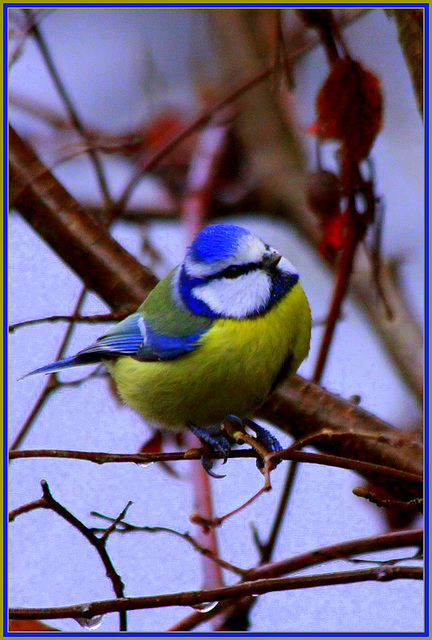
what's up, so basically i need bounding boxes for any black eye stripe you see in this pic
[219,263,256,279]
[195,258,279,285]
[219,259,276,279]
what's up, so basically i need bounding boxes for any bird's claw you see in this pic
[245,419,283,469]
[201,455,226,479]
[188,418,282,475]
[188,423,231,478]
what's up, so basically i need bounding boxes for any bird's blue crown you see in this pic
[188,224,251,264]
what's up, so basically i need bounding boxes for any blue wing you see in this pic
[24,312,207,377]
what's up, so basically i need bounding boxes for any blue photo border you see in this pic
[3,2,429,637]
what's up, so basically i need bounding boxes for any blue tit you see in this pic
[26,224,311,474]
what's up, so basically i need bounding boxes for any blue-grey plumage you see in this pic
[25,224,311,453]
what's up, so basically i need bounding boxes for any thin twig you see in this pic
[118,9,370,211]
[168,527,422,630]
[9,565,422,622]
[9,311,126,333]
[353,487,423,511]
[117,61,278,211]
[35,481,128,631]
[312,211,361,383]
[55,366,107,389]
[23,9,112,207]
[10,287,88,451]
[254,460,299,563]
[9,447,423,486]
[9,497,47,522]
[90,513,247,577]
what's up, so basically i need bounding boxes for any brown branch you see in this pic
[351,254,423,403]
[185,432,226,598]
[169,527,422,630]
[10,480,129,631]
[353,487,423,511]
[313,230,353,381]
[9,127,157,312]
[254,459,299,563]
[9,91,76,131]
[10,286,88,451]
[9,565,422,622]
[389,9,423,119]
[8,445,422,493]
[249,528,423,580]
[259,375,422,481]
[9,498,46,522]
[89,514,247,578]
[9,311,126,333]
[23,9,112,206]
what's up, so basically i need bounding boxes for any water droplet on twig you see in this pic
[76,605,103,630]
[190,601,218,613]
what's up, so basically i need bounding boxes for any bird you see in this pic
[25,223,311,476]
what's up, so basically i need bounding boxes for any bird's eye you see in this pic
[220,265,245,279]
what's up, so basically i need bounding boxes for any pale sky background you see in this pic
[8,8,423,633]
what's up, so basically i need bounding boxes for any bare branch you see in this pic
[9,444,422,492]
[389,9,423,118]
[90,513,247,577]
[23,8,112,205]
[9,565,422,622]
[9,311,126,333]
[10,287,88,451]
[9,127,157,312]
[170,527,422,630]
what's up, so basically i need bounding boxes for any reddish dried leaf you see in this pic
[319,213,345,262]
[138,430,163,454]
[138,430,181,477]
[9,620,59,632]
[144,113,186,150]
[315,58,383,160]
[140,110,196,170]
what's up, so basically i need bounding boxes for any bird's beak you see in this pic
[264,251,282,269]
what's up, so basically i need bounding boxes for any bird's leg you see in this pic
[187,423,232,479]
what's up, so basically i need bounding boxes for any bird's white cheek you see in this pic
[192,271,271,318]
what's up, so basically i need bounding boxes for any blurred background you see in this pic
[8,7,424,633]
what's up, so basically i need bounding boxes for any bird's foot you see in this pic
[188,423,232,478]
[188,417,282,477]
[222,416,282,471]
[244,419,283,469]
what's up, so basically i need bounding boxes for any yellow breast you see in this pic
[107,282,311,430]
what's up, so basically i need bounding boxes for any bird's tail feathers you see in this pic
[21,352,103,379]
